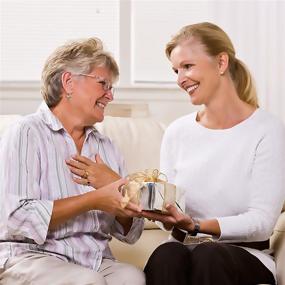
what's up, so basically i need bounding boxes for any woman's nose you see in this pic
[104,89,114,102]
[177,70,187,87]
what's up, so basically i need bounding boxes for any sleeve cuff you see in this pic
[111,217,144,244]
[6,199,54,245]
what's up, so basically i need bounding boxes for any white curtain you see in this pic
[131,0,285,121]
[0,0,119,81]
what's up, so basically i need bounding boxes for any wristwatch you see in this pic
[188,220,200,236]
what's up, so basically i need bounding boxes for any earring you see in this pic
[220,71,224,75]
[66,93,72,99]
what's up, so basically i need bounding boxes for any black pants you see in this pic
[144,242,275,285]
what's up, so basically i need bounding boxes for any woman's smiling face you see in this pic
[170,37,222,106]
[72,66,114,125]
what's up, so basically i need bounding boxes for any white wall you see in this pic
[0,82,196,125]
[0,0,284,125]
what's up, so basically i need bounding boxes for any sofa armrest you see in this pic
[271,212,285,285]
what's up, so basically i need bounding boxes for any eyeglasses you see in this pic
[76,73,114,94]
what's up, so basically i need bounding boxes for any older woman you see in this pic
[0,38,145,285]
[142,22,285,285]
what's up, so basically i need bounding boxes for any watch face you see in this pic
[190,222,200,236]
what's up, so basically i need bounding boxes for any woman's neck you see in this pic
[197,82,256,129]
[51,104,86,152]
[197,103,256,130]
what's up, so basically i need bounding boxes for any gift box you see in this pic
[120,169,178,212]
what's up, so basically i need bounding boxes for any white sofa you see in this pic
[1,112,285,284]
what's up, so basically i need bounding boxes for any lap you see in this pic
[145,242,275,285]
[99,258,145,285]
[0,252,145,285]
[0,252,105,285]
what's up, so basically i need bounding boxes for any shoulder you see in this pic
[1,113,43,143]
[254,109,285,137]
[20,113,43,128]
[249,109,285,155]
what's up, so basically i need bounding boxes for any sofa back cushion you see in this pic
[96,116,165,174]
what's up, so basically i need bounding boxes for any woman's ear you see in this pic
[61,71,73,94]
[218,52,229,75]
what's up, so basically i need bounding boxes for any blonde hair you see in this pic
[41,37,119,108]
[165,22,258,107]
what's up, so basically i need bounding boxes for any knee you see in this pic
[117,264,145,285]
[145,242,190,271]
[190,243,241,285]
[79,271,106,285]
[128,266,145,285]
[192,242,233,268]
[144,242,191,284]
[68,267,106,285]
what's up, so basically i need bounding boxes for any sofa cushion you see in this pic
[110,227,169,269]
[274,212,285,232]
[96,116,165,174]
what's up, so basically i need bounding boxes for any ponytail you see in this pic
[230,58,258,108]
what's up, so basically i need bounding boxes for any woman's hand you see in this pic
[49,178,141,230]
[142,204,195,232]
[91,178,142,218]
[66,154,121,188]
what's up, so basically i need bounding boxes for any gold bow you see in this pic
[120,169,167,208]
[127,169,167,183]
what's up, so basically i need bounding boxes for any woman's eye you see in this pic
[173,69,178,74]
[98,80,106,87]
[184,64,193,70]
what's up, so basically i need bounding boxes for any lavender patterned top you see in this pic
[0,103,144,270]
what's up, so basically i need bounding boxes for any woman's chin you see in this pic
[190,96,202,106]
[91,107,105,123]
[97,116,104,123]
[91,116,104,125]
[85,114,104,126]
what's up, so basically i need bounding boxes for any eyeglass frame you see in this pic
[74,73,114,94]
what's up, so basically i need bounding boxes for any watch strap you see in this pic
[188,220,200,236]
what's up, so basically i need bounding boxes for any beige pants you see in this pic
[0,253,145,285]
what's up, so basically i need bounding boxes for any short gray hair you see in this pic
[41,37,119,108]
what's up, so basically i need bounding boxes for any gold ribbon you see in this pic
[120,169,167,208]
[127,169,167,183]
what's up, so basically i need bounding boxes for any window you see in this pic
[0,0,119,81]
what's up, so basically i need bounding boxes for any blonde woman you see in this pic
[0,38,145,285]
[142,22,285,285]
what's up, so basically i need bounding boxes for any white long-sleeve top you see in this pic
[161,108,285,274]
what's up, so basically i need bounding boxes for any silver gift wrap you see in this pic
[139,182,176,211]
